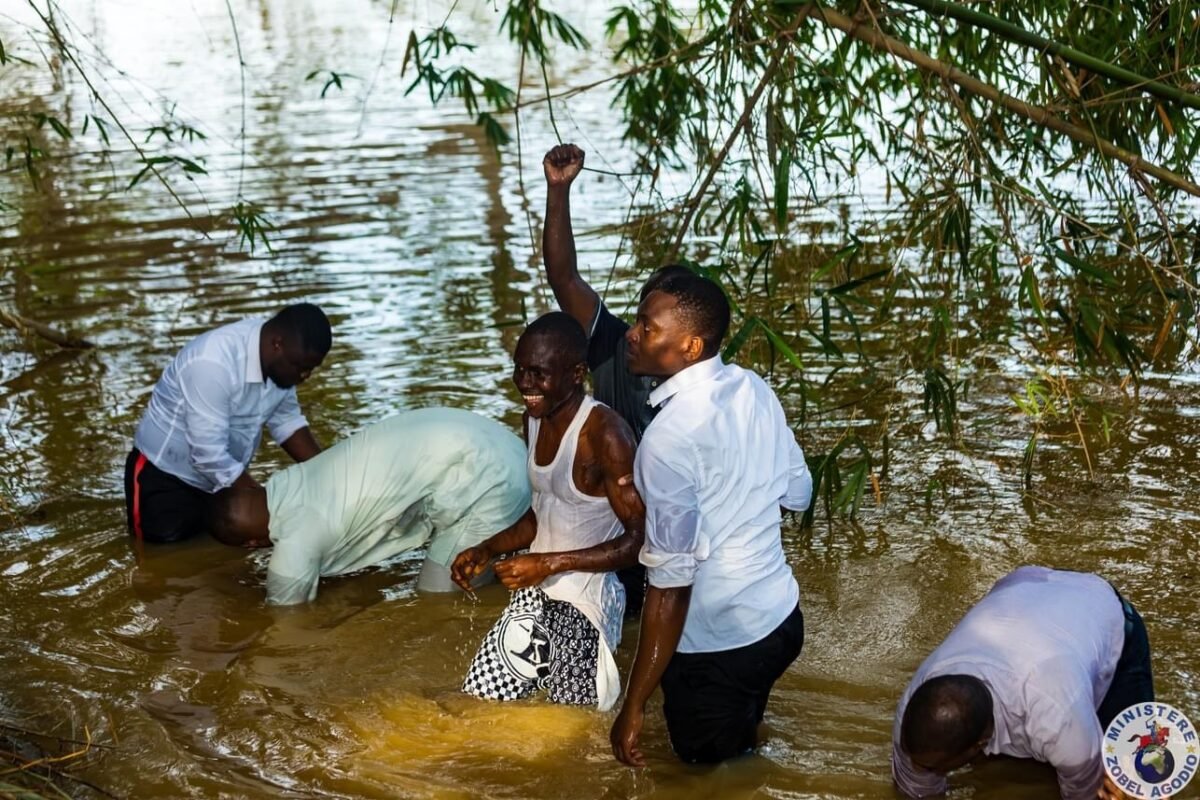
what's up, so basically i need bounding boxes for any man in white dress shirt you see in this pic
[209,407,531,604]
[124,303,330,543]
[892,566,1154,800]
[609,272,813,766]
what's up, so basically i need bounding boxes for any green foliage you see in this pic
[8,0,1200,525]
[305,69,360,98]
[229,201,276,254]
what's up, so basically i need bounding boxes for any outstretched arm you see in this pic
[543,143,599,331]
[450,507,538,592]
[280,426,321,463]
[610,584,692,766]
[493,416,643,589]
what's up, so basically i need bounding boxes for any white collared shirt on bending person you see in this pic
[891,566,1126,800]
[634,355,812,653]
[134,317,308,492]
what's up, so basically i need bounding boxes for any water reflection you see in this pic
[1,0,1199,798]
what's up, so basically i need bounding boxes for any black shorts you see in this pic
[123,448,212,543]
[661,605,804,764]
[1097,589,1155,728]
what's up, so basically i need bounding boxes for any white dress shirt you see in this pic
[264,408,531,605]
[635,356,812,653]
[134,318,309,492]
[892,566,1126,800]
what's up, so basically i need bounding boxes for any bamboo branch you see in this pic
[890,0,1200,111]
[0,309,94,349]
[668,4,817,261]
[804,4,1200,197]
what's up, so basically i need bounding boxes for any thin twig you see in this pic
[223,0,247,199]
[356,0,404,138]
[668,4,817,260]
[0,308,93,349]
[25,0,197,222]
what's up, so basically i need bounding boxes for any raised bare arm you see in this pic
[543,143,599,331]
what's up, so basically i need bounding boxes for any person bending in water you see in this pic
[609,272,813,766]
[892,566,1154,800]
[210,407,531,605]
[126,303,331,543]
[453,312,644,710]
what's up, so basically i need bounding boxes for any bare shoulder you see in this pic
[583,404,636,461]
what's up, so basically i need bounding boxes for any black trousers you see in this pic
[1097,590,1155,728]
[661,605,804,764]
[123,448,212,543]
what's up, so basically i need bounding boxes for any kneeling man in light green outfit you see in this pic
[210,407,531,605]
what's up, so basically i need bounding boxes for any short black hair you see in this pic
[900,675,993,762]
[640,263,694,301]
[520,311,588,366]
[269,303,332,356]
[653,272,731,356]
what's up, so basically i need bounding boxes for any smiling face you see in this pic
[625,290,703,378]
[512,332,585,420]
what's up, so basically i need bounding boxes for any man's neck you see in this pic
[539,390,585,440]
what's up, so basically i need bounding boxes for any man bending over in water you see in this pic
[210,407,531,605]
[453,312,644,710]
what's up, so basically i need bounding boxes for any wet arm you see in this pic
[472,507,538,560]
[543,145,599,330]
[535,419,644,575]
[610,585,691,766]
[280,427,321,462]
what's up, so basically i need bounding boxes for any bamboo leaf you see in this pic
[773,145,790,230]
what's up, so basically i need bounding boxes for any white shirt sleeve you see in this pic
[179,358,245,491]
[267,388,308,446]
[782,429,812,512]
[265,538,321,605]
[636,439,703,589]
[891,739,948,798]
[1028,690,1105,800]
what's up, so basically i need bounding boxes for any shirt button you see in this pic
[650,380,658,387]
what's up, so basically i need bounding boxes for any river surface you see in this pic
[1,1,1198,798]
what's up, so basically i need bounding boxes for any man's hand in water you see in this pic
[544,144,584,187]
[610,702,646,767]
[451,545,492,592]
[493,553,555,589]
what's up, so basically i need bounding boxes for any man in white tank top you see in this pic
[454,312,645,711]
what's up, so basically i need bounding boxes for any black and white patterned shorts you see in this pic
[462,586,600,706]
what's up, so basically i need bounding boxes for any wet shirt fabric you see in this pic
[891,566,1126,800]
[134,318,308,492]
[635,355,813,653]
[264,408,531,606]
[586,303,658,441]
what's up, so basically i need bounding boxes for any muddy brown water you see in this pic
[1,1,1198,798]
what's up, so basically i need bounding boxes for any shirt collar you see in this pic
[245,319,265,384]
[648,355,725,408]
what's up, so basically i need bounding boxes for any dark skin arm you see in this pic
[610,585,692,767]
[493,414,645,589]
[280,426,321,463]
[230,470,261,490]
[543,144,599,332]
[450,507,539,592]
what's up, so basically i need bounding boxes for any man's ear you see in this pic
[573,361,588,385]
[682,334,706,364]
